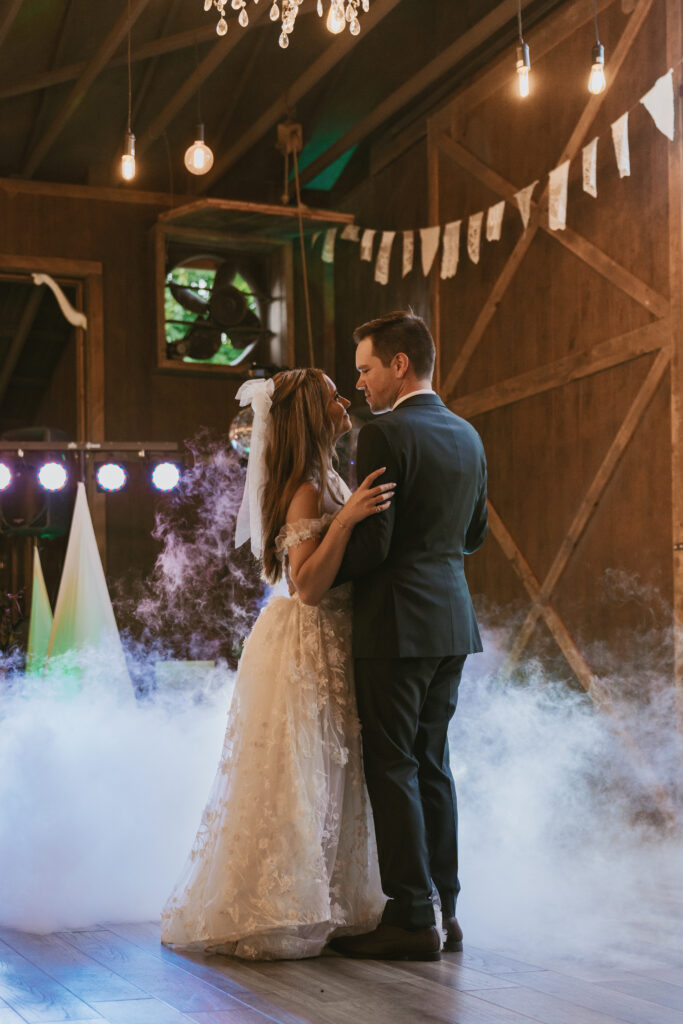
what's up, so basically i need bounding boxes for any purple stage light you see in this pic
[151,462,181,492]
[38,462,68,492]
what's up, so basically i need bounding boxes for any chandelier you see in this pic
[205,0,371,47]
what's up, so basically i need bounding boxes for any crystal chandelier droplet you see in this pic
[203,0,370,40]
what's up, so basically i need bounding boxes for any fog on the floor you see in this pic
[0,620,679,958]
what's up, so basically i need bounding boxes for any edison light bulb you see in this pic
[588,42,606,95]
[326,1,345,34]
[516,43,530,99]
[184,125,214,175]
[121,132,135,181]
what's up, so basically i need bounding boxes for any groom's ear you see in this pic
[393,352,410,378]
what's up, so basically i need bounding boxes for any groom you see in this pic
[330,311,488,961]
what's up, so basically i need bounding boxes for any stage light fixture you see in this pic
[38,461,68,492]
[0,463,12,490]
[96,463,128,492]
[151,462,181,492]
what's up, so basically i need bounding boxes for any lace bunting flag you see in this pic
[548,160,570,231]
[420,226,441,276]
[467,212,483,264]
[374,231,396,285]
[321,228,337,264]
[611,113,631,178]
[311,231,321,248]
[582,137,598,198]
[640,69,675,141]
[402,231,414,277]
[340,224,361,242]
[514,181,538,229]
[440,221,461,280]
[486,201,505,241]
[360,229,376,262]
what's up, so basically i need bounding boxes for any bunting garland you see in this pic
[315,65,676,283]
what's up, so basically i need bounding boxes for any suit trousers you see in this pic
[354,654,466,930]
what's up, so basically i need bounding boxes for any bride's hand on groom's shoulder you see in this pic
[340,468,396,528]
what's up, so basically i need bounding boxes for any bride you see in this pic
[161,368,394,960]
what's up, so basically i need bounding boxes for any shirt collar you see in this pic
[392,388,435,411]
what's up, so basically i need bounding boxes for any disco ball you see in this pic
[229,406,253,459]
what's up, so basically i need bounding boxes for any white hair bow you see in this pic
[234,377,275,558]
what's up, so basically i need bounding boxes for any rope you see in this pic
[292,146,315,367]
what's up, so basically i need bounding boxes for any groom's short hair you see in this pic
[353,311,435,380]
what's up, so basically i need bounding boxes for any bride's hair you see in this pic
[261,367,335,583]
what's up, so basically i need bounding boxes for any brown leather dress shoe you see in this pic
[329,922,441,962]
[442,916,463,952]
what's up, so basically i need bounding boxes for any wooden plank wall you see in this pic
[426,0,680,689]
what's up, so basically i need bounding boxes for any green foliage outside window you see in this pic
[164,266,258,366]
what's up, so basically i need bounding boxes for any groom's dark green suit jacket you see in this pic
[335,393,488,658]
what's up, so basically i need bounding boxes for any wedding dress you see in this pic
[161,483,384,960]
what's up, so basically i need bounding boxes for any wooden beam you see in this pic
[439,0,654,401]
[196,0,402,192]
[490,501,677,823]
[297,0,541,189]
[0,175,186,207]
[137,1,271,158]
[21,0,77,172]
[507,346,671,668]
[451,320,669,418]
[666,0,683,730]
[0,0,25,53]
[0,288,44,406]
[23,0,155,179]
[0,25,218,102]
[436,134,670,322]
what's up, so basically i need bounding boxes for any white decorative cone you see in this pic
[26,545,53,676]
[46,483,132,696]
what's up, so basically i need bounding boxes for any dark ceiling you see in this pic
[0,0,566,206]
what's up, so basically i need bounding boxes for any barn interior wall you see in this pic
[431,0,676,668]
[0,186,244,595]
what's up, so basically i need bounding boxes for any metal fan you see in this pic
[165,258,270,364]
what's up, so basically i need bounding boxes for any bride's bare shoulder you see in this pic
[285,481,320,524]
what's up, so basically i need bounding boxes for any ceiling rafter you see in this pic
[136,1,271,158]
[21,0,77,170]
[0,24,218,103]
[297,0,542,190]
[22,0,156,179]
[195,0,403,193]
[0,0,25,54]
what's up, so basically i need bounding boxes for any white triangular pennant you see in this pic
[640,69,675,141]
[340,224,361,241]
[514,181,538,229]
[486,201,505,241]
[582,137,598,198]
[374,230,396,285]
[467,212,483,264]
[402,230,414,277]
[321,227,337,264]
[611,112,631,178]
[360,229,376,262]
[420,226,441,276]
[440,221,461,280]
[548,160,570,231]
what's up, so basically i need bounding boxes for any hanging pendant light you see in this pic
[515,0,530,98]
[120,2,136,181]
[184,124,214,175]
[588,0,606,94]
[121,131,136,180]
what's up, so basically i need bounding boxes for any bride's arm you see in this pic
[287,471,394,606]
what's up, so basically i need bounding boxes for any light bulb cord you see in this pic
[126,0,132,135]
[593,0,600,45]
[517,0,524,44]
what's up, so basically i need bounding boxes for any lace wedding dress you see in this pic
[161,491,384,960]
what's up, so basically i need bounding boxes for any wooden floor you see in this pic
[1,920,682,1024]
